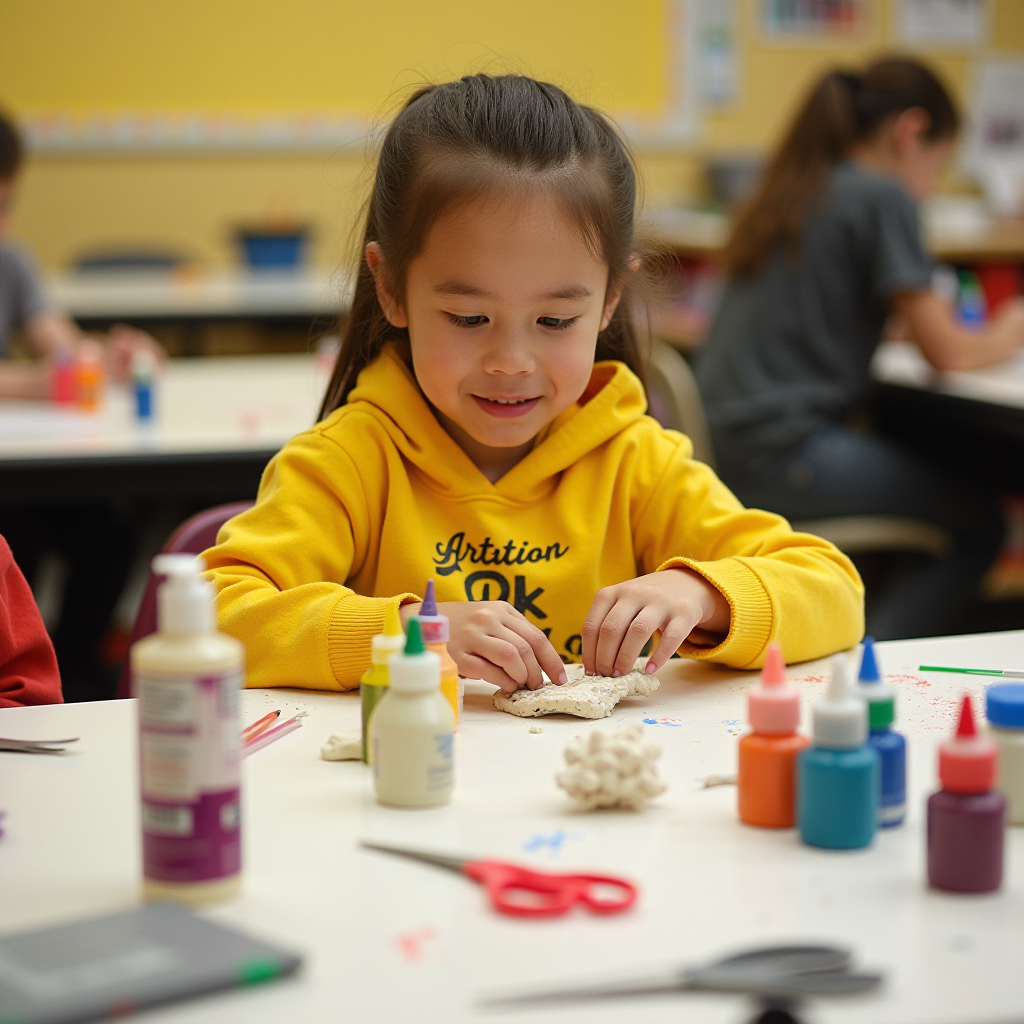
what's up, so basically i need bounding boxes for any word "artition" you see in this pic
[433,532,569,576]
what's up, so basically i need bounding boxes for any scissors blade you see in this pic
[480,966,687,1009]
[359,841,467,875]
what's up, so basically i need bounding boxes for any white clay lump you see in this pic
[493,661,659,719]
[557,723,667,811]
[321,733,362,761]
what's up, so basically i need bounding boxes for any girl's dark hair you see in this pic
[725,56,959,277]
[0,108,23,181]
[320,73,649,418]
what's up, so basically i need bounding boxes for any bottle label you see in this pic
[138,670,241,883]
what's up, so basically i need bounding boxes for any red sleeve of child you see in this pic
[0,535,62,707]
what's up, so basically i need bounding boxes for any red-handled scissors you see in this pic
[360,841,637,919]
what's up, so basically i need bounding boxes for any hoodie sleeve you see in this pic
[202,428,418,691]
[0,536,62,708]
[630,428,864,669]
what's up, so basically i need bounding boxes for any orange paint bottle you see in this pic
[738,642,808,828]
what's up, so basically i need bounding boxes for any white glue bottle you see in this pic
[370,618,455,807]
[130,555,244,904]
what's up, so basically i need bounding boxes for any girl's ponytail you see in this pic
[725,57,958,277]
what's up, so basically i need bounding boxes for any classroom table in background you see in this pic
[645,208,1024,266]
[46,268,347,357]
[0,354,328,506]
[2,630,1024,1023]
[872,341,1024,491]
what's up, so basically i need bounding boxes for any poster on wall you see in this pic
[962,59,1024,216]
[760,0,867,39]
[897,0,986,46]
[699,0,739,105]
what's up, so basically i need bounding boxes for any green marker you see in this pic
[920,665,1024,680]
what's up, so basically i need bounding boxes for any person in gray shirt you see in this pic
[698,58,1024,640]
[0,109,163,701]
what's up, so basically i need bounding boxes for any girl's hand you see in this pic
[582,568,730,678]
[400,601,567,693]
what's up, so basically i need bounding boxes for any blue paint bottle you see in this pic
[798,655,879,850]
[857,636,906,827]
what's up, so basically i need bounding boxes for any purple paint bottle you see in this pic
[927,694,1005,894]
[131,555,245,904]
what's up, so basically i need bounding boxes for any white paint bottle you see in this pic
[370,618,454,807]
[131,555,244,904]
[985,683,1024,825]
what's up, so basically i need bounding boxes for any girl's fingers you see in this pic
[612,603,665,677]
[472,634,533,689]
[457,653,520,694]
[502,613,567,688]
[644,614,696,674]
[580,587,621,674]
[492,623,546,690]
[592,596,646,677]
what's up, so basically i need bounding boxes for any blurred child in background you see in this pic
[0,533,61,707]
[0,108,163,700]
[698,57,1024,641]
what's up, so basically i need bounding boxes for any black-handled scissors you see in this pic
[481,943,882,1010]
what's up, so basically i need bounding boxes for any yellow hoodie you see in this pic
[202,343,863,690]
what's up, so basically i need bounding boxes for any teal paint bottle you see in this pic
[857,637,907,828]
[798,655,879,850]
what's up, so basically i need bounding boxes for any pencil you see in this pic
[242,712,307,757]
[242,710,280,743]
[919,665,1024,680]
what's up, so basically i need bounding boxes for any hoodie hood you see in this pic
[343,343,649,503]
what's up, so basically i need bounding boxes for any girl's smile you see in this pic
[472,395,542,418]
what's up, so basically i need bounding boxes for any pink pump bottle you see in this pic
[738,642,809,828]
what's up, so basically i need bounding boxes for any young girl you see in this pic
[698,57,1024,642]
[202,74,862,694]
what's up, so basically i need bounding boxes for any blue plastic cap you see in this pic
[858,637,880,684]
[986,683,1024,729]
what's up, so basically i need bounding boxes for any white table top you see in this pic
[47,269,348,321]
[872,340,1024,411]
[0,354,328,462]
[2,630,1024,1023]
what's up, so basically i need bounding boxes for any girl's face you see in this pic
[368,190,621,472]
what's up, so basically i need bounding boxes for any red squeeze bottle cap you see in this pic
[747,642,801,734]
[416,579,449,643]
[939,694,997,793]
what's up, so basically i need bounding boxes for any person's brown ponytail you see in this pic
[724,56,959,278]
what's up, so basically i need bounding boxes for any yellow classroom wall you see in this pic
[1,0,1021,271]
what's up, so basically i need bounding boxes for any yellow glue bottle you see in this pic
[360,603,405,763]
[370,618,455,807]
[417,578,462,726]
[130,555,244,905]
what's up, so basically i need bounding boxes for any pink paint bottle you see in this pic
[738,642,808,828]
[927,694,1005,894]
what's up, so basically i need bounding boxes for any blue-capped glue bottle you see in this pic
[798,655,879,850]
[857,637,906,827]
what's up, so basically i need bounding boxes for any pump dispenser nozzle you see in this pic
[811,655,868,749]
[417,579,449,643]
[153,554,214,635]
[939,694,997,793]
[747,642,800,734]
[388,618,440,692]
[858,637,880,682]
[370,602,406,665]
[856,637,895,729]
